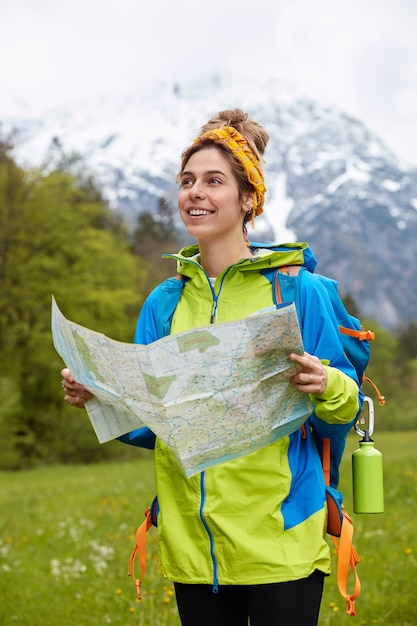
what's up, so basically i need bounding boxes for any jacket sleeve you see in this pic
[116,288,162,449]
[313,365,359,425]
[298,270,362,429]
[298,271,362,488]
[133,284,164,345]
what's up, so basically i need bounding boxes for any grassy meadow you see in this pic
[0,430,416,626]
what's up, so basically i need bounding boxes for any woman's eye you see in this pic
[181,178,193,187]
[210,178,221,185]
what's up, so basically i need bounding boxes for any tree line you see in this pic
[0,138,415,470]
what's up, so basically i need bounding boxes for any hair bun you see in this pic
[218,109,248,126]
[200,108,269,160]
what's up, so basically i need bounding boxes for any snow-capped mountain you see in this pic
[3,77,417,329]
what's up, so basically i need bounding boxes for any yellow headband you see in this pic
[191,126,266,225]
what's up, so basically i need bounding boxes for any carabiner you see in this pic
[355,396,375,438]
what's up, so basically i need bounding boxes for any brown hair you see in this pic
[178,109,269,224]
[199,108,269,162]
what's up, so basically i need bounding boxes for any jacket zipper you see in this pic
[199,472,219,592]
[168,258,246,589]
[199,272,229,591]
[164,253,250,326]
[208,267,230,323]
[201,270,234,591]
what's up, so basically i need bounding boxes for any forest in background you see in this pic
[1,136,416,470]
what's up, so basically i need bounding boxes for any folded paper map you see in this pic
[52,297,311,477]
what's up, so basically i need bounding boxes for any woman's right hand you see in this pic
[61,368,94,409]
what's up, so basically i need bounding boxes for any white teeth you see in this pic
[189,209,211,216]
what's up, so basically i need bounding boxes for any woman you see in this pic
[62,109,361,625]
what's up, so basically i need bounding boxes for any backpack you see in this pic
[128,259,382,616]
[274,265,384,616]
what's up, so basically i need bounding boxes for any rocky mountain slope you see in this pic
[3,77,417,329]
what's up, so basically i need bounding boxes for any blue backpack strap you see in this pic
[272,266,362,487]
[302,272,373,382]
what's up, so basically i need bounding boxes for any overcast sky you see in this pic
[1,0,417,166]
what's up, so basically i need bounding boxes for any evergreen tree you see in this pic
[131,197,185,291]
[341,293,360,319]
[0,141,145,468]
[396,321,417,363]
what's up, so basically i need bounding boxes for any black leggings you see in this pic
[174,570,325,626]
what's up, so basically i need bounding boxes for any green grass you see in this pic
[0,431,416,625]
[321,431,417,625]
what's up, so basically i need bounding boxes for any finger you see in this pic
[65,394,86,409]
[61,368,74,383]
[64,385,92,400]
[289,353,314,373]
[290,351,321,367]
[61,377,87,394]
[63,388,92,408]
[299,372,314,386]
[289,352,305,365]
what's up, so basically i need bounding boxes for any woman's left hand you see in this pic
[61,368,94,408]
[289,352,327,396]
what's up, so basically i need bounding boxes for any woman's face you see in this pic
[178,147,250,243]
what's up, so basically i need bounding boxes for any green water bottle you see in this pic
[352,429,384,513]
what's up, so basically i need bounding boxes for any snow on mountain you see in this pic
[2,76,417,329]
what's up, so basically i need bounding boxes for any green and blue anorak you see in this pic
[121,243,360,587]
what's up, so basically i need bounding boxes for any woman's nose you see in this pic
[189,181,205,199]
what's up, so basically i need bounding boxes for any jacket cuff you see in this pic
[311,365,360,424]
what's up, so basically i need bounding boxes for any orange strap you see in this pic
[127,507,153,600]
[332,512,361,616]
[323,438,331,488]
[323,438,361,616]
[339,323,385,406]
[339,326,375,341]
[274,268,283,304]
[362,375,386,406]
[273,266,300,304]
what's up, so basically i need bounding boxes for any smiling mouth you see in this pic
[188,209,213,216]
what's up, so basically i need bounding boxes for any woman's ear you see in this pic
[242,192,254,213]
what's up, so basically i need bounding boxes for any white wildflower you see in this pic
[50,557,87,579]
[50,558,61,577]
[88,540,114,575]
[0,543,11,557]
